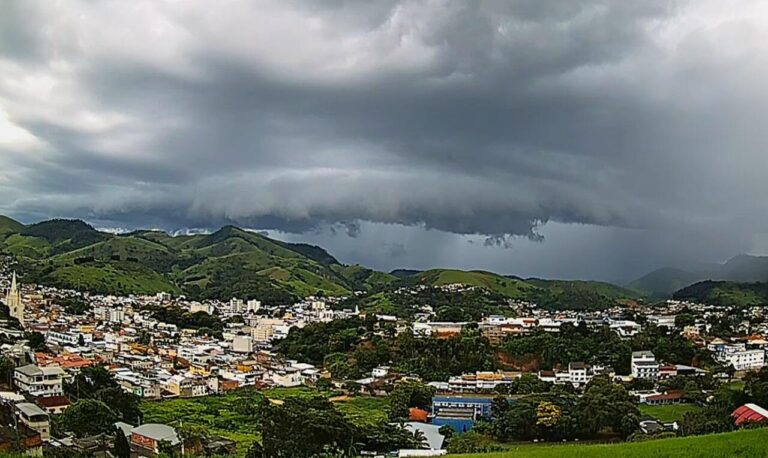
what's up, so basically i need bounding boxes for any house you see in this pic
[164,375,207,397]
[716,347,765,371]
[36,395,71,415]
[14,364,65,397]
[270,367,303,387]
[232,335,253,353]
[16,402,51,440]
[372,365,390,378]
[568,362,592,387]
[645,390,686,405]
[0,404,42,454]
[130,423,181,456]
[631,351,659,379]
[732,403,768,426]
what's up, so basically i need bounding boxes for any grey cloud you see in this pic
[1,0,768,279]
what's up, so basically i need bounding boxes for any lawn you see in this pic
[455,428,768,458]
[638,403,701,422]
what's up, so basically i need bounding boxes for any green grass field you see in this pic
[140,388,389,455]
[638,403,701,422]
[455,428,768,457]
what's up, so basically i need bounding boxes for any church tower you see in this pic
[6,271,23,327]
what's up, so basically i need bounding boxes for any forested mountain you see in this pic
[672,280,768,307]
[0,218,394,302]
[0,216,644,308]
[630,255,768,297]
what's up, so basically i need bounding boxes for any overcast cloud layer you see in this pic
[2,0,768,281]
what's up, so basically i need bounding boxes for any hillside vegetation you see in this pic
[457,428,768,458]
[0,216,645,308]
[630,254,768,297]
[672,280,768,307]
[0,218,395,302]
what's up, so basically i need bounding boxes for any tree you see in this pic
[0,357,15,387]
[246,442,264,458]
[113,429,131,458]
[535,401,562,428]
[388,380,436,420]
[77,334,85,346]
[576,377,639,439]
[25,332,47,352]
[261,397,356,457]
[56,400,119,437]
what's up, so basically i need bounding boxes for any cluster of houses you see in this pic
[4,267,768,455]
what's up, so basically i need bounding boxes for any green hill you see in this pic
[0,216,644,308]
[401,269,644,310]
[0,219,365,302]
[457,427,768,458]
[412,269,541,298]
[0,215,23,237]
[672,280,768,307]
[630,254,768,298]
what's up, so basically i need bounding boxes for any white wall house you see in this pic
[631,351,659,379]
[14,364,65,397]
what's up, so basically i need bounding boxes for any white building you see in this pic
[190,303,215,315]
[109,307,125,323]
[46,330,92,347]
[648,315,677,329]
[568,362,592,387]
[247,300,261,313]
[631,351,659,379]
[717,347,765,371]
[14,364,65,397]
[232,335,254,353]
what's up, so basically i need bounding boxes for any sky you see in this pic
[2,0,768,283]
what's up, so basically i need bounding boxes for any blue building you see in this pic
[431,396,495,432]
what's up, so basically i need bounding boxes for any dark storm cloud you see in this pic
[1,0,768,279]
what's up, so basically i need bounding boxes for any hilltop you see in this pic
[0,216,644,308]
[672,280,768,307]
[0,218,395,302]
[630,254,768,297]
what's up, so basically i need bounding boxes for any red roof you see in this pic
[36,395,71,408]
[732,404,768,426]
[409,408,429,422]
[647,390,686,402]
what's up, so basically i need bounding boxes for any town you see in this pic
[2,259,768,457]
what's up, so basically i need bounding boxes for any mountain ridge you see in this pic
[629,254,768,297]
[0,216,646,308]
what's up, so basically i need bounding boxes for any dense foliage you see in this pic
[673,280,768,307]
[278,319,497,381]
[502,323,712,374]
[64,365,142,424]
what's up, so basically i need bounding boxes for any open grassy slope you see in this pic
[0,219,362,301]
[0,216,644,307]
[414,269,540,297]
[457,428,768,458]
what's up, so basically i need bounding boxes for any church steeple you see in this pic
[6,271,23,328]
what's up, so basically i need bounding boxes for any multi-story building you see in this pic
[568,362,591,387]
[232,335,253,353]
[717,348,765,371]
[631,351,659,379]
[14,364,65,397]
[15,403,51,440]
[46,330,92,347]
[431,395,495,432]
